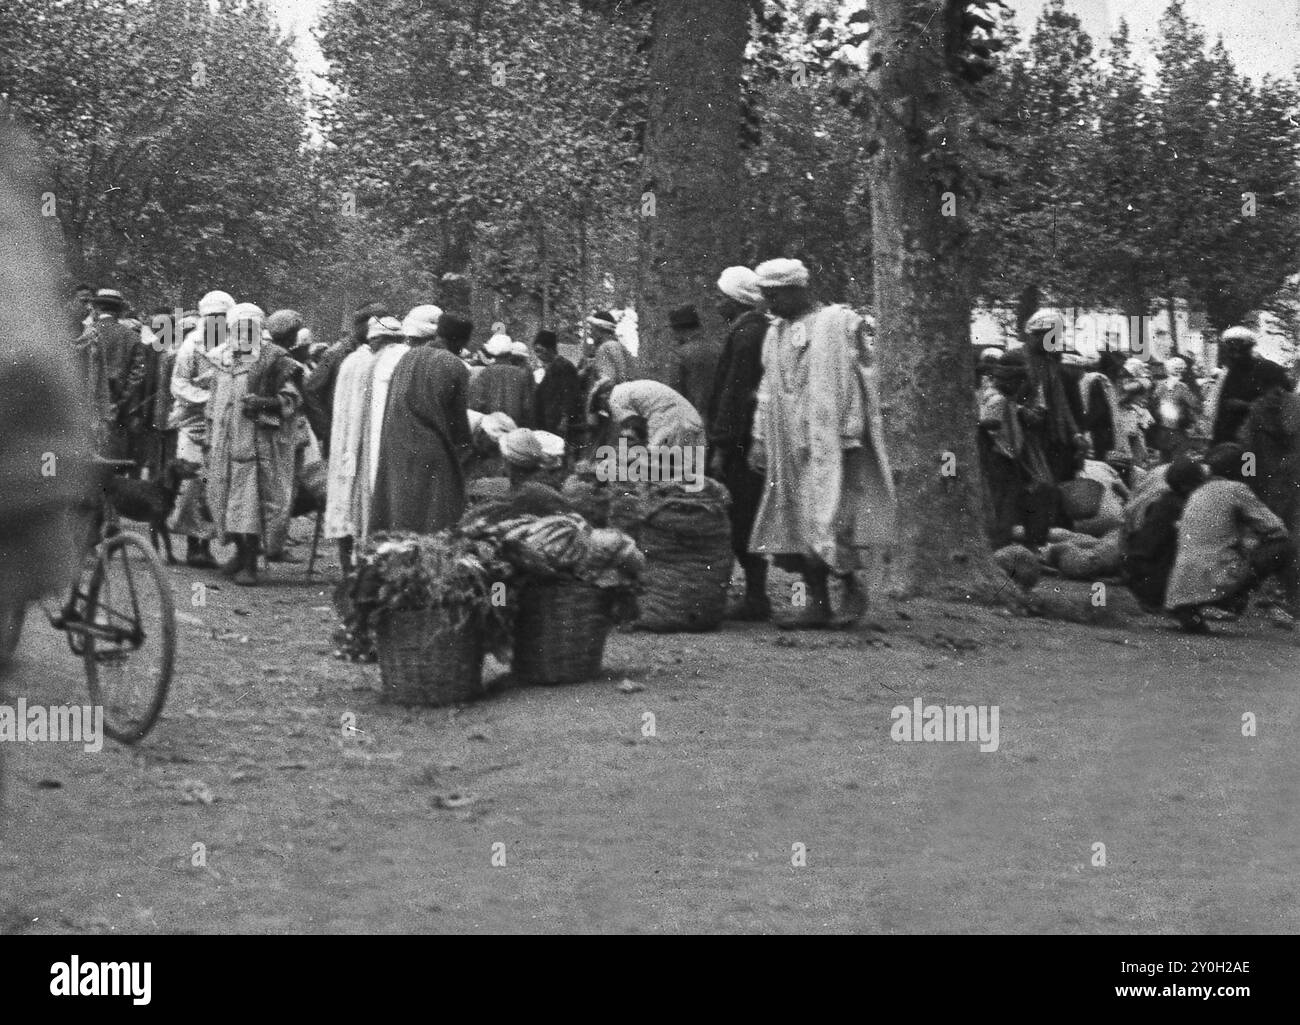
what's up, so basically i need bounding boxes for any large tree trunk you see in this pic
[868,0,1002,599]
[635,0,749,382]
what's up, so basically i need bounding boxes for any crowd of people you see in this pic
[977,311,1300,632]
[67,271,1300,637]
[68,258,895,631]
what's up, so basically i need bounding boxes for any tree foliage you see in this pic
[0,0,328,307]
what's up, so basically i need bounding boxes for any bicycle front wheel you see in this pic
[83,531,176,744]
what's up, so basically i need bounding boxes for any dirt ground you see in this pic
[2,521,1299,935]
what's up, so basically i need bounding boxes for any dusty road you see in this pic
[2,528,1298,934]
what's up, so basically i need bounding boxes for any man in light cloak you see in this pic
[747,258,896,629]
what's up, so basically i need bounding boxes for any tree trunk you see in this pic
[636,0,749,382]
[867,0,1002,599]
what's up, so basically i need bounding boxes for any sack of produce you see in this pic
[632,478,733,632]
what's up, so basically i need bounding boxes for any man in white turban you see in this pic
[747,258,896,628]
[469,330,535,427]
[401,304,442,342]
[324,315,407,575]
[708,266,771,619]
[205,303,303,585]
[167,289,232,566]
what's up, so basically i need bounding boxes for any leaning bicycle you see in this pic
[1,456,176,744]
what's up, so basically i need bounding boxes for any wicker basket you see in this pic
[511,579,611,685]
[375,605,485,706]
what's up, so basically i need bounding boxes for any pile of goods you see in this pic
[617,478,734,632]
[462,512,644,684]
[347,514,643,702]
[347,530,516,705]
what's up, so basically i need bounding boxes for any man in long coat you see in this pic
[370,314,474,534]
[205,303,302,586]
[1208,327,1290,444]
[533,329,583,446]
[667,304,724,418]
[469,332,535,427]
[168,291,231,567]
[707,267,770,619]
[1239,381,1300,534]
[304,302,386,457]
[747,258,896,629]
[76,287,146,460]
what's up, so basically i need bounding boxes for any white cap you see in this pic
[367,315,405,340]
[484,333,513,357]
[198,290,235,316]
[1025,308,1064,333]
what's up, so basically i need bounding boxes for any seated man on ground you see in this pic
[464,428,575,525]
[1165,443,1300,632]
[1120,455,1206,612]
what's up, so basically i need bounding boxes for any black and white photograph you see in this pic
[0,0,1296,971]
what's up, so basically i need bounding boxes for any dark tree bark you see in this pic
[635,0,749,381]
[867,0,1003,599]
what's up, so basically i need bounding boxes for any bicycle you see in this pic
[0,456,176,744]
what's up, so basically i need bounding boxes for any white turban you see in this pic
[717,266,762,306]
[754,258,810,289]
[480,411,516,441]
[402,304,443,340]
[1164,356,1187,376]
[1221,326,1257,346]
[226,302,264,326]
[534,430,566,469]
[198,290,235,316]
[1025,308,1065,333]
[367,315,405,340]
[484,333,513,357]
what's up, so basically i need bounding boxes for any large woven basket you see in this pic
[635,522,733,632]
[512,579,611,685]
[375,606,485,706]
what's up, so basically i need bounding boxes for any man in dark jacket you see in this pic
[532,330,583,444]
[1212,326,1290,444]
[304,301,386,457]
[668,304,724,418]
[75,287,147,461]
[1239,382,1300,534]
[706,268,770,620]
[1023,307,1088,487]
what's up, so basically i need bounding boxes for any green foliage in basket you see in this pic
[347,529,517,651]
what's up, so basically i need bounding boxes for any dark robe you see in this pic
[706,309,767,558]
[303,338,357,457]
[370,345,471,534]
[1121,490,1187,609]
[1025,347,1084,484]
[1213,356,1289,443]
[534,355,583,439]
[670,332,725,417]
[1239,389,1300,533]
[468,362,535,428]
[75,316,146,459]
